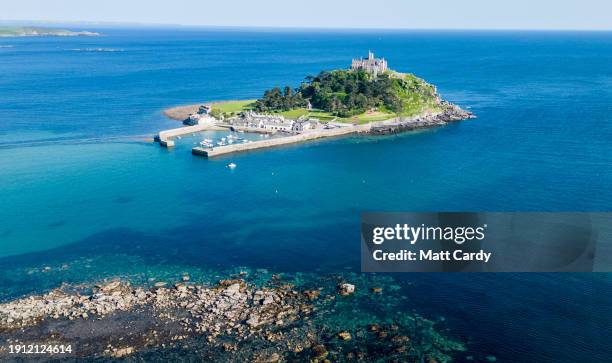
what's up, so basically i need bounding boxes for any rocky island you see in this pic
[0,27,100,37]
[157,52,474,155]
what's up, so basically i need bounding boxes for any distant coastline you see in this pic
[0,26,100,37]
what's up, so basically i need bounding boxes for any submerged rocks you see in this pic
[338,283,355,296]
[303,289,321,300]
[338,331,352,341]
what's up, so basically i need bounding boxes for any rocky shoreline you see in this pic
[0,274,468,362]
[368,103,475,135]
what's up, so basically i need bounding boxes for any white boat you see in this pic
[217,141,226,146]
[228,139,234,144]
[227,163,237,169]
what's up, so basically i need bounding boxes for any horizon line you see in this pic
[2,19,612,32]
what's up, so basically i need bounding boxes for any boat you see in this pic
[217,141,226,146]
[227,163,237,169]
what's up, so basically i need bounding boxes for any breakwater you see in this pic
[192,125,367,157]
[157,122,226,147]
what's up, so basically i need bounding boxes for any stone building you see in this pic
[351,51,388,77]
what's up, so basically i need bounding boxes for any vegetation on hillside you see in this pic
[254,70,441,118]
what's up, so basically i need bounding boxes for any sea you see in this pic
[0,27,611,361]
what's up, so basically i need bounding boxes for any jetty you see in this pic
[156,119,225,147]
[192,125,368,158]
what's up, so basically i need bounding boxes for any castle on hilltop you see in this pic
[351,51,388,76]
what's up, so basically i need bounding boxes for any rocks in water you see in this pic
[368,104,475,135]
[338,331,352,341]
[338,283,355,296]
[253,352,281,363]
[391,335,410,344]
[100,280,121,292]
[111,346,134,358]
[371,287,383,294]
[303,289,321,300]
[0,274,467,362]
[368,324,381,332]
[311,344,328,359]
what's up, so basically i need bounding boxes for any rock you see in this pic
[371,287,382,293]
[368,324,381,332]
[101,280,121,292]
[246,315,259,327]
[111,346,134,358]
[338,331,352,341]
[303,289,320,300]
[224,283,242,295]
[218,279,243,287]
[262,296,274,305]
[182,275,190,282]
[338,283,355,296]
[253,352,280,363]
[391,335,410,344]
[311,344,328,359]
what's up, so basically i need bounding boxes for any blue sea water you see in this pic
[1,28,611,361]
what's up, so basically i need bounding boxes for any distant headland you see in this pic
[0,26,100,37]
[159,52,474,155]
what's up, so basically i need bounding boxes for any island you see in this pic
[158,52,474,155]
[0,26,100,37]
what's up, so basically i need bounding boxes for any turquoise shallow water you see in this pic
[1,28,611,361]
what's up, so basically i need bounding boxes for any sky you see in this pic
[2,0,612,30]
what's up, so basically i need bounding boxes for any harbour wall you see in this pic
[157,123,226,147]
[192,125,370,158]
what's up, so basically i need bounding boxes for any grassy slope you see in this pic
[210,72,442,123]
[211,100,256,113]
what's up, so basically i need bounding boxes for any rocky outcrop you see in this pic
[368,103,475,135]
[0,275,468,362]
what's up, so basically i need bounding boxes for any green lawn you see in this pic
[210,100,256,114]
